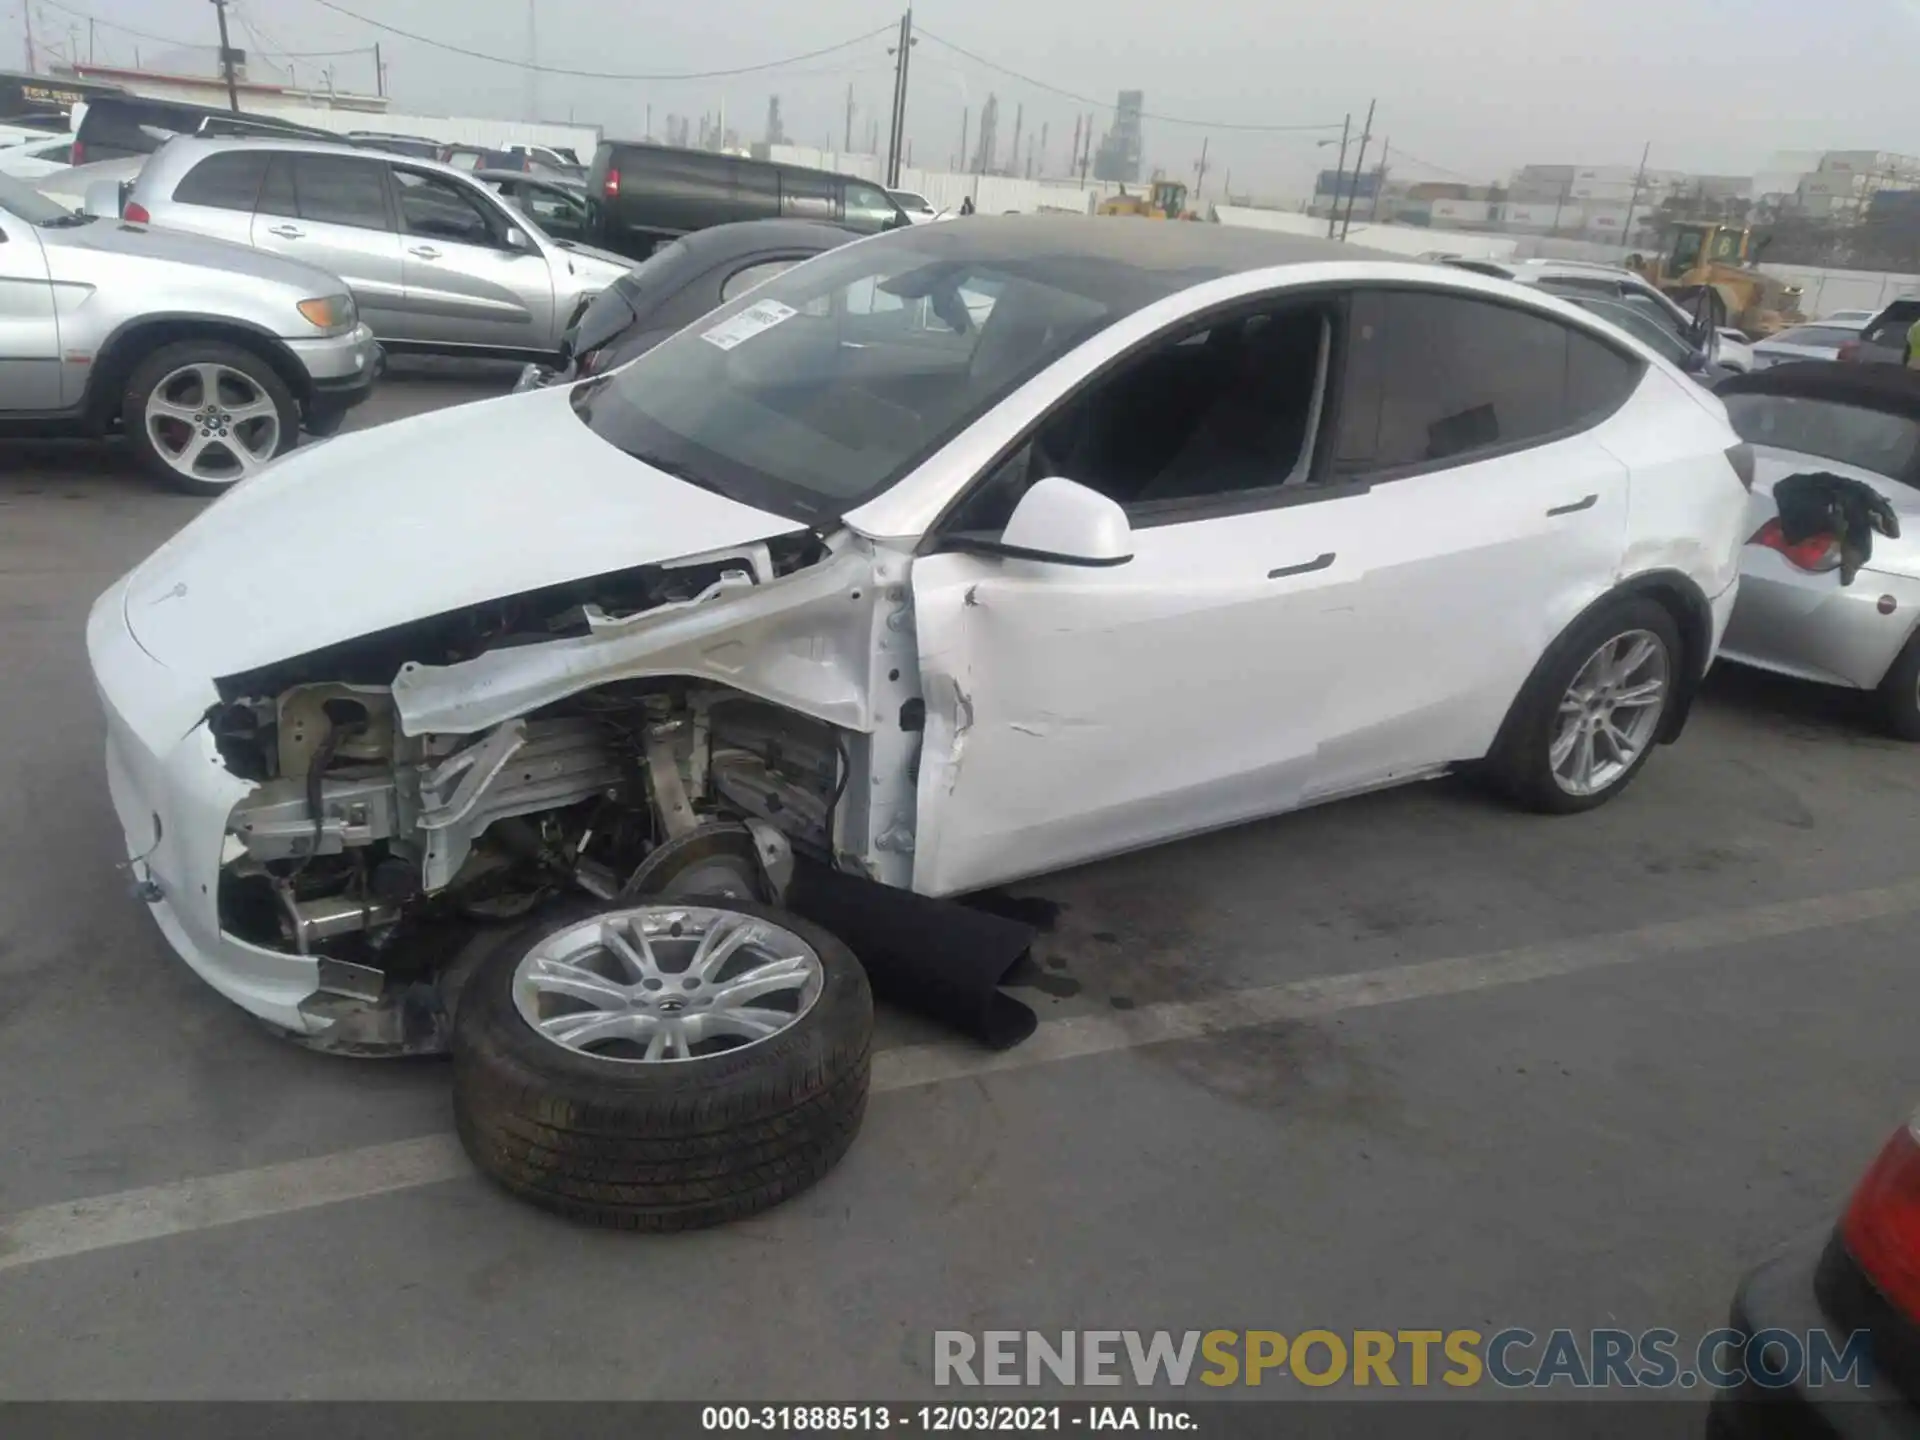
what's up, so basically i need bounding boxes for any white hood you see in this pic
[120,382,806,678]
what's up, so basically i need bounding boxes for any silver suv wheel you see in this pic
[144,362,282,484]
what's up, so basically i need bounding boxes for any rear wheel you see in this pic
[1877,634,1920,741]
[122,340,297,496]
[1486,597,1681,814]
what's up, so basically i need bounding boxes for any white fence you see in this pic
[265,102,600,159]
[1755,265,1920,319]
[1212,205,1521,260]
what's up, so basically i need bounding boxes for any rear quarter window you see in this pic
[172,150,270,211]
[1864,304,1920,347]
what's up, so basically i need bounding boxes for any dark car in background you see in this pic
[586,141,905,259]
[514,217,855,391]
[69,93,338,165]
[1840,299,1920,367]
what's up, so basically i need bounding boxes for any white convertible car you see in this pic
[88,217,1752,1225]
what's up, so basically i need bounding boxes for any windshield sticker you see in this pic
[700,299,798,351]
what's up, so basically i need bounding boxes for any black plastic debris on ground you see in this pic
[784,858,1039,1050]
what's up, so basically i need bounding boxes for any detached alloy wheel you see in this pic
[1488,597,1681,814]
[123,340,297,496]
[452,899,872,1230]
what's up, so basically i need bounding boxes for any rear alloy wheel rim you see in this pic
[1550,628,1670,797]
[511,905,824,1063]
[144,362,281,485]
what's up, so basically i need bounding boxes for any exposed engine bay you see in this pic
[194,533,924,1055]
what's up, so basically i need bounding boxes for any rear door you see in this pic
[391,165,556,352]
[0,204,60,409]
[1303,286,1639,797]
[252,151,407,338]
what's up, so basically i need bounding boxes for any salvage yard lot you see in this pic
[3,362,1919,1398]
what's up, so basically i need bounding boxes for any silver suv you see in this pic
[0,172,376,494]
[128,137,633,360]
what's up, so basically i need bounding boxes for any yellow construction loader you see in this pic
[1628,222,1804,339]
[1098,176,1195,220]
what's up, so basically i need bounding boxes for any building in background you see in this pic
[1092,89,1143,184]
[54,61,388,116]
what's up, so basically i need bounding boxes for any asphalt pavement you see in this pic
[2,360,1918,1402]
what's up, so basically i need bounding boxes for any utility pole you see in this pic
[524,0,538,123]
[1339,98,1376,240]
[22,1,36,74]
[1325,113,1351,238]
[373,41,384,96]
[1069,115,1082,184]
[1621,140,1652,251]
[88,18,95,63]
[1549,179,1569,237]
[1039,121,1048,177]
[958,107,968,175]
[845,83,854,152]
[210,0,241,111]
[884,9,915,189]
[1009,102,1023,184]
[1194,136,1210,205]
[1369,137,1390,221]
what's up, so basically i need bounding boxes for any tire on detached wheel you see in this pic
[122,339,299,496]
[452,898,872,1230]
[1484,595,1684,814]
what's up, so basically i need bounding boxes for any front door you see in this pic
[907,300,1368,898]
[909,499,1367,898]
[0,211,60,409]
[251,152,407,340]
[391,167,556,352]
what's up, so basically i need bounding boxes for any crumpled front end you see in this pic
[90,530,927,1056]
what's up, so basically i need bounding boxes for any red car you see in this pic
[1712,1107,1920,1435]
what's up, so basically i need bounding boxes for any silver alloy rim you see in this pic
[510,905,825,1063]
[1550,629,1670,797]
[144,363,281,484]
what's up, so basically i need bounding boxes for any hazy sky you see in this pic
[11,0,1919,196]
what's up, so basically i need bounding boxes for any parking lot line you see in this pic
[5,875,1918,1275]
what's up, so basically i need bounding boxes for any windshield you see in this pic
[0,171,76,225]
[1724,394,1920,481]
[574,228,1177,523]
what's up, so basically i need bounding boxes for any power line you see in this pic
[32,0,371,57]
[295,0,894,83]
[1382,144,1480,182]
[915,27,1345,134]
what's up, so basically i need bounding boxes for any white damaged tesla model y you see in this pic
[88,217,1752,1227]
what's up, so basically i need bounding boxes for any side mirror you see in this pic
[504,225,535,253]
[951,477,1134,567]
[1682,347,1710,375]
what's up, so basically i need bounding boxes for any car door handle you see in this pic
[266,224,304,239]
[1546,494,1599,517]
[1268,552,1336,580]
[408,245,442,260]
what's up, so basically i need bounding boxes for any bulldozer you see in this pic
[1098,175,1197,221]
[1627,221,1805,339]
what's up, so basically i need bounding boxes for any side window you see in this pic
[842,181,898,235]
[780,171,837,221]
[259,154,297,217]
[172,150,269,211]
[393,170,501,246]
[721,259,800,302]
[947,305,1333,533]
[290,154,391,231]
[1332,290,1629,479]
